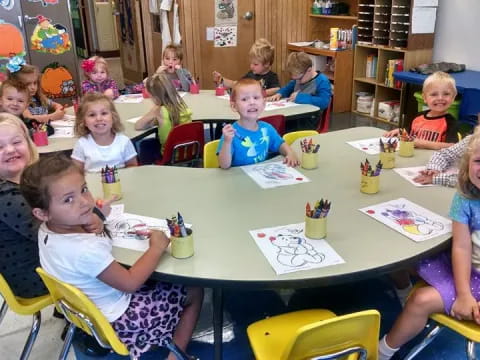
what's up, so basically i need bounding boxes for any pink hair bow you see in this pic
[81,59,95,73]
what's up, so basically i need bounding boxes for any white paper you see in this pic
[250,223,344,275]
[414,0,438,6]
[346,137,398,155]
[393,166,458,187]
[214,26,237,47]
[214,0,238,26]
[206,27,214,41]
[178,91,187,98]
[359,198,452,242]
[265,100,301,111]
[127,116,142,124]
[288,41,314,47]
[51,114,75,127]
[241,161,310,189]
[114,94,144,104]
[412,7,437,34]
[49,127,75,138]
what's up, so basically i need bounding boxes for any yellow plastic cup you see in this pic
[379,151,395,169]
[102,181,122,200]
[301,152,318,170]
[399,141,414,157]
[305,216,327,239]
[360,175,379,194]
[171,229,194,259]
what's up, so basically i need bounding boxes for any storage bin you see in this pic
[356,92,373,114]
[414,91,461,120]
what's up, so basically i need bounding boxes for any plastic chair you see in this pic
[36,268,191,360]
[0,273,52,360]
[316,97,333,133]
[155,122,205,166]
[260,114,286,136]
[282,130,319,145]
[203,140,220,168]
[247,309,380,360]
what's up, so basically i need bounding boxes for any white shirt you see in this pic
[71,133,137,173]
[38,223,131,322]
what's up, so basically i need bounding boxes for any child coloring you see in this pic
[72,93,138,172]
[81,56,120,99]
[379,132,480,360]
[217,78,299,169]
[20,154,203,359]
[156,44,195,92]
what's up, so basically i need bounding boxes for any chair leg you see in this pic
[403,323,444,360]
[19,311,42,360]
[58,323,76,360]
[466,340,476,360]
[0,299,8,325]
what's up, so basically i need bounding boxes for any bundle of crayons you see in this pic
[32,122,48,133]
[305,199,331,218]
[361,159,382,177]
[300,138,320,153]
[399,128,415,142]
[101,165,118,184]
[167,212,189,237]
[379,138,397,153]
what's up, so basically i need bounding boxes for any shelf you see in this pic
[287,44,346,58]
[354,77,377,85]
[352,110,398,126]
[355,43,407,52]
[377,83,402,90]
[309,14,358,20]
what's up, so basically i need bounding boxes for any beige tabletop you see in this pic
[86,126,455,288]
[38,90,319,154]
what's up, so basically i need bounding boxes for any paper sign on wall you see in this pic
[412,6,437,34]
[214,26,237,47]
[30,15,72,54]
[215,0,237,26]
[40,62,76,98]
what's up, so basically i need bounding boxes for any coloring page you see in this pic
[30,15,72,55]
[49,126,74,138]
[264,100,301,111]
[250,223,344,275]
[114,94,144,104]
[359,198,452,242]
[393,166,458,187]
[127,116,142,124]
[241,161,310,189]
[50,114,75,127]
[214,26,237,47]
[346,137,398,155]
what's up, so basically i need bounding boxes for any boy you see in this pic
[0,79,29,117]
[156,44,194,92]
[385,71,458,150]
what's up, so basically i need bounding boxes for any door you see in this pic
[196,0,255,89]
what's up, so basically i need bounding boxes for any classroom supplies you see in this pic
[379,138,397,169]
[347,137,398,155]
[305,199,331,239]
[101,165,122,199]
[215,86,226,96]
[167,212,193,258]
[360,159,382,194]
[398,128,415,157]
[300,138,320,170]
[189,82,200,94]
[241,161,310,189]
[32,123,49,147]
[393,166,458,188]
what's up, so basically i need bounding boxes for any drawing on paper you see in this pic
[346,137,397,155]
[380,205,444,236]
[241,161,310,189]
[270,232,326,267]
[30,15,72,54]
[255,162,294,181]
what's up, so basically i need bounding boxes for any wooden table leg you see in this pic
[213,287,224,360]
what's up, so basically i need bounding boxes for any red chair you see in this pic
[260,114,286,136]
[154,122,205,166]
[316,97,333,133]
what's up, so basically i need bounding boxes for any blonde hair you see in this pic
[145,73,188,126]
[423,71,457,98]
[249,38,275,66]
[84,56,109,78]
[74,93,123,137]
[458,128,480,198]
[0,113,38,168]
[286,52,312,75]
[8,64,48,108]
[230,78,263,102]
[163,44,184,62]
[0,79,29,98]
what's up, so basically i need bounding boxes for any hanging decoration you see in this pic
[27,0,59,7]
[30,15,72,54]
[0,0,14,11]
[215,0,237,26]
[172,0,181,44]
[161,10,172,52]
[0,20,25,58]
[214,26,237,47]
[40,62,76,98]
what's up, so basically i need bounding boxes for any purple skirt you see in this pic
[417,251,480,314]
[111,282,186,358]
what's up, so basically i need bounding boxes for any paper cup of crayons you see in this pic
[168,212,194,259]
[398,129,415,157]
[189,83,200,94]
[360,159,382,194]
[379,138,397,169]
[305,199,331,239]
[32,130,48,146]
[101,165,122,200]
[301,138,320,170]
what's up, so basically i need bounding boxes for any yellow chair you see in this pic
[0,273,52,360]
[203,139,220,168]
[247,309,380,360]
[36,268,190,360]
[282,130,319,145]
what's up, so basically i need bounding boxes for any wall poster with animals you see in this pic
[215,0,237,25]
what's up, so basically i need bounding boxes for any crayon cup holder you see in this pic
[215,86,225,96]
[301,152,318,170]
[305,216,327,239]
[189,83,200,94]
[399,141,414,157]
[360,175,380,194]
[32,131,48,146]
[102,181,122,200]
[379,151,395,169]
[171,228,194,259]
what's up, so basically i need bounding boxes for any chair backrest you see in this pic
[260,114,286,136]
[36,268,129,356]
[203,140,220,168]
[282,130,319,145]
[281,310,380,360]
[157,122,205,166]
[317,97,333,133]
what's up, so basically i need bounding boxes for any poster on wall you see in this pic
[40,62,76,98]
[214,26,237,47]
[214,0,237,26]
[0,0,15,10]
[30,15,72,54]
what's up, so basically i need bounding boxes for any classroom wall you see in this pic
[433,0,480,70]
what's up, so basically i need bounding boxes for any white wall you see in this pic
[433,0,480,70]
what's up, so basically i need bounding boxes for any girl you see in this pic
[379,132,480,360]
[217,78,299,168]
[20,154,203,359]
[8,64,65,123]
[72,93,138,172]
[81,56,120,99]
[135,73,192,154]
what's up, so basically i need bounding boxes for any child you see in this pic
[8,64,65,122]
[267,51,331,110]
[20,154,203,359]
[81,56,120,99]
[72,93,138,172]
[217,78,299,169]
[156,44,194,92]
[378,132,480,360]
[213,38,281,97]
[135,73,193,154]
[384,71,458,150]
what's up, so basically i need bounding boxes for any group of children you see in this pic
[1,35,480,359]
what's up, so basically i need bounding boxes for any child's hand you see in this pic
[222,124,235,142]
[413,170,439,185]
[104,88,115,99]
[149,230,170,252]
[174,64,182,70]
[384,128,400,138]
[283,153,300,167]
[212,71,222,84]
[267,94,282,102]
[451,293,480,323]
[156,65,168,73]
[288,91,299,102]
